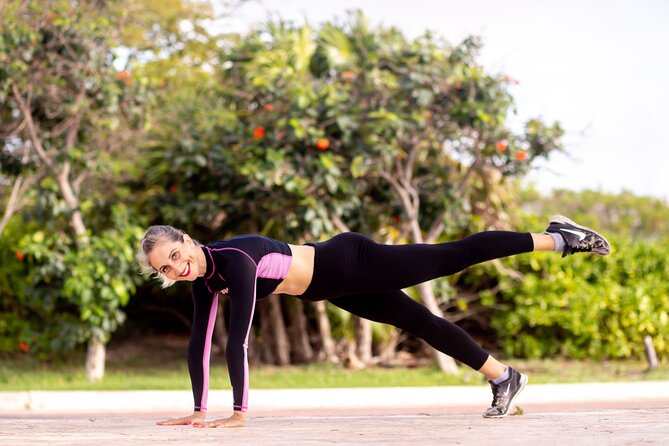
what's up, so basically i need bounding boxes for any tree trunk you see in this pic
[288,299,314,363]
[57,165,88,243]
[0,140,34,236]
[410,220,459,374]
[346,337,365,369]
[381,162,459,374]
[355,316,373,364]
[0,176,24,236]
[85,338,105,381]
[416,281,459,374]
[13,81,103,379]
[313,301,338,363]
[61,170,102,377]
[268,295,291,366]
[379,328,401,365]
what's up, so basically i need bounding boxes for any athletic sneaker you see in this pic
[545,215,611,258]
[482,367,528,418]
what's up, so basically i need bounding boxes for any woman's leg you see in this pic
[328,289,493,373]
[328,290,525,418]
[346,231,536,294]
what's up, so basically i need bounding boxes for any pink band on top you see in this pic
[257,253,292,280]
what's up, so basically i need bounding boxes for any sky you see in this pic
[212,0,669,201]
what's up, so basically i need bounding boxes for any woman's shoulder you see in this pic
[205,234,289,261]
[205,234,274,249]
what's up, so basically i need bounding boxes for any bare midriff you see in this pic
[271,244,315,296]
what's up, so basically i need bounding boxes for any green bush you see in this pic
[492,234,669,360]
[0,219,32,353]
[0,204,145,356]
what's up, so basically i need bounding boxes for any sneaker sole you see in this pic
[483,373,529,419]
[549,215,612,255]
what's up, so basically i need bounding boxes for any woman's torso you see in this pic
[198,235,315,298]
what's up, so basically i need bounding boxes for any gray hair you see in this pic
[137,225,187,289]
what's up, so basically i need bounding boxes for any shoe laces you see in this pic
[489,381,503,408]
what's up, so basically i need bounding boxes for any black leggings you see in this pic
[299,231,534,370]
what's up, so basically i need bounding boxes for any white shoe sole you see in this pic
[549,215,612,255]
[483,373,529,418]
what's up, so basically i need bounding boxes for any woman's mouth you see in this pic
[179,262,191,277]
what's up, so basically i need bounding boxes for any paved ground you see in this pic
[1,384,668,445]
[2,406,668,446]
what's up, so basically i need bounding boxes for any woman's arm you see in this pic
[193,250,257,428]
[157,280,216,426]
[187,280,219,414]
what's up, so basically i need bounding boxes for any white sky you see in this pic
[215,0,669,201]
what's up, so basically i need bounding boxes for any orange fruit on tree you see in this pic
[253,126,266,140]
[316,138,330,150]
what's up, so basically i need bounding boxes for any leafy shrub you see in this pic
[5,204,145,355]
[492,234,669,360]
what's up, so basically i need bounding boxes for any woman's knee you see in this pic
[401,305,439,337]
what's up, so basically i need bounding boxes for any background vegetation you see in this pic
[1,0,667,386]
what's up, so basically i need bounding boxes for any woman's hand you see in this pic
[156,411,206,426]
[192,411,247,428]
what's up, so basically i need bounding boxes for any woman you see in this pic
[137,215,610,428]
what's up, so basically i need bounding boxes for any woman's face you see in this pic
[148,234,201,282]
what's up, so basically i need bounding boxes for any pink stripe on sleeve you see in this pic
[200,292,219,411]
[240,276,257,412]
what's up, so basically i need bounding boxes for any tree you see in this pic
[519,187,669,241]
[142,12,563,371]
[0,0,153,378]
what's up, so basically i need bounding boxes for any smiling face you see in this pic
[148,234,202,283]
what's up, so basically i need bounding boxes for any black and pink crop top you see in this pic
[187,235,292,413]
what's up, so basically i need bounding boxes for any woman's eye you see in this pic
[172,252,179,260]
[161,266,169,273]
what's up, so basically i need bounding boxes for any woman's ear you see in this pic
[183,234,193,245]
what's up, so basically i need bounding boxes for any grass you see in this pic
[1,336,667,391]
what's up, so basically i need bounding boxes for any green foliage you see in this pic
[13,204,144,353]
[5,3,663,366]
[0,219,31,353]
[0,0,155,357]
[142,12,563,245]
[492,234,669,360]
[520,187,669,240]
[3,353,668,391]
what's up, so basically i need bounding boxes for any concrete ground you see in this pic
[2,405,668,446]
[1,384,668,445]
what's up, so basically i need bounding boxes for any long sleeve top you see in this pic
[187,235,292,413]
